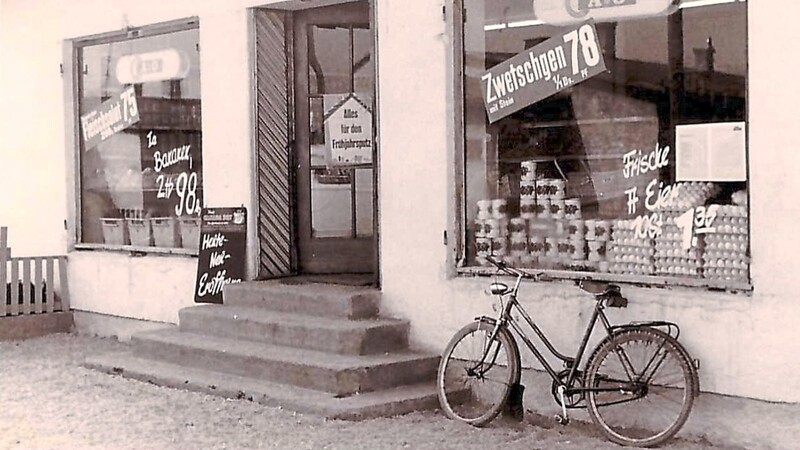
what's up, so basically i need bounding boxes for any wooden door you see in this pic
[294,2,376,274]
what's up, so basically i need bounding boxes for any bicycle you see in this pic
[437,255,700,447]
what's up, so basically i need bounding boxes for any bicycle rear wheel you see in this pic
[585,328,697,447]
[437,320,519,426]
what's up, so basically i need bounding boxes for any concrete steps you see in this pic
[223,281,380,319]
[131,328,437,396]
[85,280,442,419]
[178,305,409,355]
[85,352,441,420]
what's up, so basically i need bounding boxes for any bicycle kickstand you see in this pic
[555,385,570,425]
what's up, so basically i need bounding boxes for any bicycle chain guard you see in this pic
[551,369,585,408]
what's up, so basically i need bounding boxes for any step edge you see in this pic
[179,305,408,330]
[132,329,439,370]
[85,352,442,420]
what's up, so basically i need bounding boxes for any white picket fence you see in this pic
[1,226,70,316]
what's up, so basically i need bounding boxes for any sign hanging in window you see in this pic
[480,20,606,123]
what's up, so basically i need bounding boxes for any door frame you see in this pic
[252,0,380,285]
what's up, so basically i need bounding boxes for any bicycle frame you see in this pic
[490,290,610,397]
[476,269,673,405]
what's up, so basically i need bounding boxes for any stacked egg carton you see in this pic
[530,177,569,269]
[583,219,611,272]
[703,205,749,282]
[563,199,586,269]
[517,161,538,268]
[607,219,656,275]
[654,222,703,277]
[474,198,509,267]
[508,217,532,267]
[654,182,720,278]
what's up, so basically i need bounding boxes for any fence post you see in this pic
[46,258,55,313]
[10,259,19,316]
[22,258,31,315]
[1,227,7,317]
[58,256,71,312]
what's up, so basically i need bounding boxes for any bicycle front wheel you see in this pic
[437,320,520,426]
[585,328,697,447]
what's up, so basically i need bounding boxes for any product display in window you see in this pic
[77,27,203,250]
[461,0,748,286]
[473,171,750,283]
[702,205,749,282]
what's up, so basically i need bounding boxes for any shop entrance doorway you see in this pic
[253,2,376,281]
[293,2,376,275]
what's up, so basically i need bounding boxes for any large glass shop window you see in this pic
[77,25,202,251]
[462,1,748,287]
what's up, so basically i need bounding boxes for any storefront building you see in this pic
[2,0,799,403]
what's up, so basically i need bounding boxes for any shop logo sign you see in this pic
[480,20,606,123]
[536,0,678,25]
[80,86,140,150]
[569,0,638,18]
[115,49,190,84]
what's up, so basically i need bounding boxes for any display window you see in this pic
[74,20,202,252]
[457,0,749,288]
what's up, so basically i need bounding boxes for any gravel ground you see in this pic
[0,334,742,450]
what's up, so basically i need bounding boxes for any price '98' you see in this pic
[175,171,200,216]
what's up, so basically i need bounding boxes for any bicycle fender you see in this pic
[473,316,522,385]
[590,325,700,398]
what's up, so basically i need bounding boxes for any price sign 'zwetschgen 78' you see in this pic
[481,20,606,123]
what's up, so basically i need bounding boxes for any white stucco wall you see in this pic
[3,0,800,402]
[376,0,800,403]
[0,0,270,323]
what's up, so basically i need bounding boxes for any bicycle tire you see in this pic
[436,320,520,426]
[585,328,696,447]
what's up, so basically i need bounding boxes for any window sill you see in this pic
[73,243,198,257]
[457,266,753,294]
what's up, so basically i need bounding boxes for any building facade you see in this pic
[2,0,799,403]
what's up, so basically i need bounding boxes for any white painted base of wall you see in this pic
[73,310,176,342]
[68,251,198,324]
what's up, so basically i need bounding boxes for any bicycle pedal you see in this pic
[554,414,569,425]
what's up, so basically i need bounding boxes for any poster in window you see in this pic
[676,122,746,182]
[323,93,373,165]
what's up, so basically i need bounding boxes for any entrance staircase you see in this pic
[85,280,442,420]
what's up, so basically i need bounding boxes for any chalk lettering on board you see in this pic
[209,250,230,269]
[201,233,226,250]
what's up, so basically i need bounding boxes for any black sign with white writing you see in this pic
[193,207,247,304]
[480,20,606,123]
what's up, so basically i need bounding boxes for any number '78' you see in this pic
[563,24,602,76]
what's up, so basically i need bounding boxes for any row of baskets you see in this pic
[100,217,200,249]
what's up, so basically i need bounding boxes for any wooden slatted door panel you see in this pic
[254,9,294,279]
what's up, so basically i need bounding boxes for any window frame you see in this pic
[450,1,752,293]
[64,17,201,256]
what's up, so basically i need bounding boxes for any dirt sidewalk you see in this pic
[0,334,770,449]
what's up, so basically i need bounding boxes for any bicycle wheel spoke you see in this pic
[437,322,518,427]
[586,329,696,447]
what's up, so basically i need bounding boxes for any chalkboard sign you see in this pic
[193,207,247,304]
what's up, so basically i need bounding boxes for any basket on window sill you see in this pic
[178,217,201,250]
[150,217,179,248]
[100,218,129,246]
[127,218,153,247]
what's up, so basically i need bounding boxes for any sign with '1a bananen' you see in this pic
[480,20,606,123]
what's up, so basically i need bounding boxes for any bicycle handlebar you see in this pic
[485,255,550,281]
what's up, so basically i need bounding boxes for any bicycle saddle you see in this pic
[578,279,621,297]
